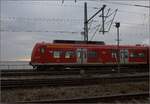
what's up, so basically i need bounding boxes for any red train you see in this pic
[30,40,149,69]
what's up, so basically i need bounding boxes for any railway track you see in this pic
[17,92,149,103]
[1,67,148,77]
[1,72,149,89]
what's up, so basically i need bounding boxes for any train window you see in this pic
[53,51,60,58]
[88,51,97,58]
[40,48,45,54]
[65,51,74,58]
[130,53,136,58]
[130,52,145,58]
[138,53,145,58]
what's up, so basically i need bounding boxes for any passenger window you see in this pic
[130,53,137,58]
[40,48,45,54]
[130,53,135,58]
[65,51,74,58]
[88,51,97,58]
[138,53,145,58]
[53,51,60,58]
[130,52,145,58]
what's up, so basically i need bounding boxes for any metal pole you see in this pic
[84,2,88,42]
[102,7,105,34]
[115,22,120,73]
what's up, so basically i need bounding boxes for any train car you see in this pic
[30,40,149,69]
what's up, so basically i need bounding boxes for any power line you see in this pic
[0,0,100,1]
[90,8,118,40]
[2,1,149,11]
[1,17,83,22]
[0,29,81,34]
[117,10,148,16]
[121,22,146,26]
[1,17,99,23]
[2,1,149,15]
[1,17,147,28]
[94,8,148,17]
[1,1,97,9]
[0,0,99,0]
[101,1,150,8]
[2,0,150,9]
[108,21,147,27]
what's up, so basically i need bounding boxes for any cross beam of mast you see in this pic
[84,2,106,41]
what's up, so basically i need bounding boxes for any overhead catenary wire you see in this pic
[100,1,150,8]
[107,9,118,32]
[1,17,83,22]
[1,17,147,34]
[0,17,100,23]
[90,8,110,40]
[2,1,149,13]
[94,8,148,16]
[117,10,148,16]
[90,8,118,40]
[88,8,110,32]
[1,1,148,38]
[0,29,81,34]
[1,0,150,9]
[1,1,98,9]
[2,1,148,19]
[1,17,147,28]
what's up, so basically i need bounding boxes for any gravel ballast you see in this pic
[1,81,149,102]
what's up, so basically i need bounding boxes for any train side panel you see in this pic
[30,42,149,69]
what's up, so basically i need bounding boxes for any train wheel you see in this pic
[80,69,92,77]
[32,66,37,70]
[35,66,45,71]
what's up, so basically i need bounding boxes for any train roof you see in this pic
[53,40,105,45]
[36,41,148,49]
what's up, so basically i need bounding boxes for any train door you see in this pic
[82,48,87,64]
[120,49,129,64]
[76,48,87,64]
[40,46,46,63]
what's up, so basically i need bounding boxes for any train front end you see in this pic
[30,42,46,69]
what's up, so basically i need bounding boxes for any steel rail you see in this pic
[1,70,80,77]
[1,63,148,72]
[17,92,149,103]
[1,67,148,77]
[1,73,149,89]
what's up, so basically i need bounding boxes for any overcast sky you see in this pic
[0,0,149,61]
